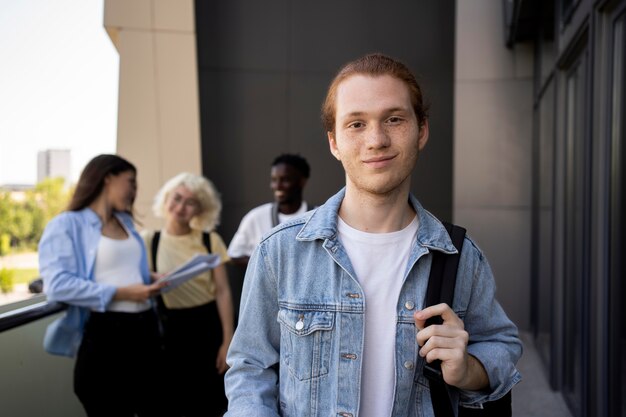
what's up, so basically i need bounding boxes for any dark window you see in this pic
[535,79,555,373]
[560,0,579,26]
[562,51,589,417]
[609,11,626,417]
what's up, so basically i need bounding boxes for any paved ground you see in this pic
[513,331,571,416]
[0,252,39,269]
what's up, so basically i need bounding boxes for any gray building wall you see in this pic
[194,0,456,242]
[454,0,533,330]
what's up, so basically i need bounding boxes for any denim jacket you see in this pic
[225,189,522,417]
[38,208,151,357]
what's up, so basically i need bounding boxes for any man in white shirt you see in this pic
[228,154,311,266]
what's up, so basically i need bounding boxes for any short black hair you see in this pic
[272,154,311,178]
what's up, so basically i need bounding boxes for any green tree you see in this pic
[0,234,9,256]
[32,177,71,221]
[0,191,11,240]
[0,268,14,294]
[25,177,71,248]
[0,178,71,253]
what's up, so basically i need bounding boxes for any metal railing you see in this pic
[0,300,66,333]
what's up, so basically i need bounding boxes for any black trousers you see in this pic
[159,301,227,417]
[74,309,166,417]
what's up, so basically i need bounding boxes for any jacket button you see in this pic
[404,360,414,370]
[405,301,415,310]
[338,413,353,417]
[346,293,361,298]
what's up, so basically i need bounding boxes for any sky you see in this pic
[0,0,118,186]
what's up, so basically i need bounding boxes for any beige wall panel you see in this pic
[454,79,533,208]
[456,0,516,80]
[105,1,202,230]
[455,207,530,329]
[104,0,152,31]
[154,0,195,31]
[454,0,534,330]
[154,32,202,182]
[115,29,162,226]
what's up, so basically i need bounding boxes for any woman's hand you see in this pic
[216,342,230,374]
[114,281,168,302]
[150,272,165,282]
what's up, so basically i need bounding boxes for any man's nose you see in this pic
[366,124,390,148]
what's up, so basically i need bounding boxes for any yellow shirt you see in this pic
[142,229,230,309]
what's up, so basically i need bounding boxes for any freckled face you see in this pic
[328,74,429,197]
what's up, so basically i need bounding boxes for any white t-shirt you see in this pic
[338,215,419,417]
[227,201,309,258]
[93,232,151,313]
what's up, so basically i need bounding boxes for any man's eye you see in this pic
[348,122,364,129]
[387,116,402,124]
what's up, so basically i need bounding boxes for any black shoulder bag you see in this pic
[423,222,512,417]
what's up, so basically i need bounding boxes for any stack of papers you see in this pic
[156,253,221,293]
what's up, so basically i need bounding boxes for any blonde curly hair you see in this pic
[152,172,221,231]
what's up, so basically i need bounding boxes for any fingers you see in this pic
[147,281,168,297]
[149,272,164,282]
[414,303,462,330]
[216,360,228,374]
[417,330,468,360]
[216,353,229,374]
[414,303,471,386]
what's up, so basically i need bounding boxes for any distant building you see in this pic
[37,149,71,184]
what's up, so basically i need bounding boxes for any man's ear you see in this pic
[418,119,430,151]
[328,131,340,161]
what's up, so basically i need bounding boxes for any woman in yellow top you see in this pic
[143,172,234,417]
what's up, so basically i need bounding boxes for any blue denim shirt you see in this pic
[38,208,151,357]
[225,189,522,417]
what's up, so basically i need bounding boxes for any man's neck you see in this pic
[277,200,303,215]
[339,185,415,233]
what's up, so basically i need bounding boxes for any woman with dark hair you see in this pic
[39,154,167,417]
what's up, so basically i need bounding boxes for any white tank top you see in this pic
[93,230,150,313]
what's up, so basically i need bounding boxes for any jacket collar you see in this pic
[297,187,458,254]
[79,207,133,230]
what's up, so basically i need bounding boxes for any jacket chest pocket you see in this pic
[278,308,335,381]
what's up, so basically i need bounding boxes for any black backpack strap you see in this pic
[151,231,161,273]
[202,231,212,253]
[423,222,466,417]
[423,222,466,324]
